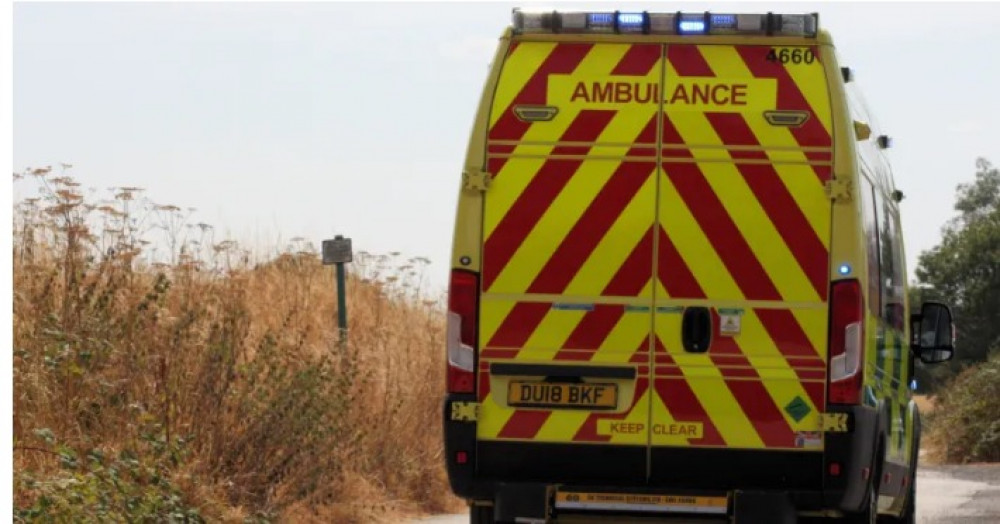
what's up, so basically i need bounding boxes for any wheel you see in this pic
[470,504,494,524]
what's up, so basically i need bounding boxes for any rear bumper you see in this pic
[444,396,880,514]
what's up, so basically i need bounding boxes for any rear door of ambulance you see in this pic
[651,41,833,488]
[476,40,662,486]
[476,36,834,487]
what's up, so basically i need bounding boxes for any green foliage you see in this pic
[914,158,1000,390]
[927,354,1000,463]
[14,430,203,522]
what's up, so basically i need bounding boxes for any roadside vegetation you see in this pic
[925,354,1000,464]
[913,158,1000,464]
[12,167,458,522]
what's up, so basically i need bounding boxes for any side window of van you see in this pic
[874,190,906,331]
[888,211,907,331]
[859,179,880,316]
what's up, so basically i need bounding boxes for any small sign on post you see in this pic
[322,235,353,347]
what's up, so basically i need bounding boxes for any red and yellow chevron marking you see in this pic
[478,42,662,444]
[476,41,833,449]
[651,43,830,450]
[653,309,827,449]
[483,42,661,294]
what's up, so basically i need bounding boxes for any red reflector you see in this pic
[828,462,841,476]
[456,451,468,464]
[862,467,871,480]
[448,365,475,394]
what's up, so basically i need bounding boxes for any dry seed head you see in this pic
[45,203,80,215]
[52,176,79,186]
[98,206,125,217]
[214,240,238,252]
[55,189,83,202]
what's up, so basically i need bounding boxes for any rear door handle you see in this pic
[682,307,712,353]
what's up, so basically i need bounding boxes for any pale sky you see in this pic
[12,2,1000,292]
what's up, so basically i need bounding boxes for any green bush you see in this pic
[14,429,202,522]
[927,350,1000,463]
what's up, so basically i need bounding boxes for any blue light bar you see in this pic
[586,12,615,32]
[711,14,737,28]
[616,12,645,33]
[588,13,614,25]
[618,12,644,26]
[510,8,818,37]
[678,20,706,34]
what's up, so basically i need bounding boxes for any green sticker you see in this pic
[624,305,651,313]
[552,303,594,311]
[717,308,745,315]
[784,396,811,423]
[656,306,685,314]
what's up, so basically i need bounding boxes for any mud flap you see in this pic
[734,491,797,524]
[494,483,548,523]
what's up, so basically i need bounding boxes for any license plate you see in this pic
[554,491,728,514]
[507,381,617,410]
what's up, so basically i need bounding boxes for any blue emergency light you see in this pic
[617,12,645,30]
[678,20,706,34]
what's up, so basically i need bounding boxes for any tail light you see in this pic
[828,279,864,404]
[447,270,478,393]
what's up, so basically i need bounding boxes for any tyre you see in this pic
[470,504,494,524]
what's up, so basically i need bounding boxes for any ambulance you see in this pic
[443,9,955,523]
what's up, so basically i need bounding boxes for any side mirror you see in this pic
[910,302,955,364]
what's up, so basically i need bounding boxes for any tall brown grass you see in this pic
[12,167,459,521]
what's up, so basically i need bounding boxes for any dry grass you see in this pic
[914,394,944,464]
[914,395,936,415]
[12,167,461,521]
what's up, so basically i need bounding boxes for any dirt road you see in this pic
[414,464,1000,523]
